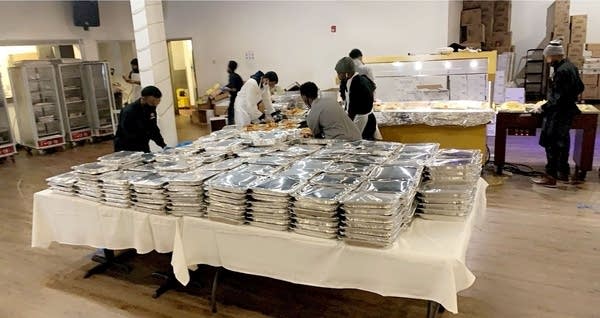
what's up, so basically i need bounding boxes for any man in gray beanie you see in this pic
[531,40,584,186]
[335,56,379,140]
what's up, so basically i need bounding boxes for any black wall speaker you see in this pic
[73,1,100,31]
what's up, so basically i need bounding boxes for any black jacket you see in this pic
[341,75,377,140]
[542,59,584,117]
[114,99,166,153]
[227,72,244,100]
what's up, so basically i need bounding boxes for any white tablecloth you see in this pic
[32,190,179,254]
[31,179,487,314]
[171,179,487,314]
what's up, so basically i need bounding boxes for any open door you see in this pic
[167,39,198,116]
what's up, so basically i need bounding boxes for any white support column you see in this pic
[130,0,177,148]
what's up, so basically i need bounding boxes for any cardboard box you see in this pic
[547,0,570,28]
[570,15,587,28]
[493,1,512,32]
[570,57,584,68]
[582,69,600,75]
[581,85,599,99]
[585,43,600,57]
[462,1,481,10]
[581,74,598,86]
[568,43,584,57]
[491,32,512,47]
[494,46,514,54]
[584,58,600,64]
[461,24,485,43]
[461,8,482,26]
[214,104,228,116]
[550,23,571,44]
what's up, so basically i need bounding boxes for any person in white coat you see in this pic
[234,71,279,127]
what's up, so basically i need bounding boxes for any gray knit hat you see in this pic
[335,57,356,74]
[543,40,565,57]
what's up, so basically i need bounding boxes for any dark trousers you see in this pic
[361,114,377,140]
[227,96,236,125]
[540,113,573,179]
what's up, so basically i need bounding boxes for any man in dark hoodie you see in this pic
[531,40,584,187]
[222,60,243,125]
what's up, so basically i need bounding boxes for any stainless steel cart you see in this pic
[54,61,93,144]
[8,61,66,151]
[83,61,115,138]
[0,73,16,160]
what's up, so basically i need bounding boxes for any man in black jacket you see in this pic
[222,60,244,125]
[531,40,584,187]
[335,56,378,140]
[114,85,167,153]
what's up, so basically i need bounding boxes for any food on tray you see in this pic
[499,101,526,112]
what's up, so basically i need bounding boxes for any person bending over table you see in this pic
[530,40,584,187]
[299,81,361,141]
[114,85,167,153]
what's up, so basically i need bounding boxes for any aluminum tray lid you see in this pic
[369,166,423,181]
[200,158,246,171]
[207,171,265,190]
[436,149,481,159]
[326,162,374,174]
[252,176,305,194]
[401,143,440,154]
[359,179,414,194]
[98,151,144,164]
[310,172,364,187]
[130,173,169,188]
[249,156,293,167]
[234,164,283,176]
[341,154,387,164]
[293,184,350,204]
[72,162,118,175]
[342,191,406,208]
[101,171,151,185]
[289,158,333,172]
[276,144,322,157]
[154,160,191,172]
[236,147,278,157]
[46,171,78,185]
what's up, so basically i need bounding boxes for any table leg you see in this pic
[211,267,223,313]
[426,301,442,318]
[151,267,203,299]
[494,117,507,175]
[84,249,134,279]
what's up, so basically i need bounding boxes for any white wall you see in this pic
[0,0,134,59]
[164,1,453,92]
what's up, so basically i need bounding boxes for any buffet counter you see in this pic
[374,100,494,154]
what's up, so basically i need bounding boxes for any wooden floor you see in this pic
[0,115,599,318]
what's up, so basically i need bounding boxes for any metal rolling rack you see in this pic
[54,60,93,144]
[0,74,17,161]
[8,61,66,153]
[83,61,115,139]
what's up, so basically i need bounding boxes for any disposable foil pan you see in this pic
[341,155,387,164]
[292,201,339,212]
[201,158,246,171]
[293,224,339,234]
[234,164,283,176]
[291,208,338,219]
[130,173,168,188]
[207,171,265,192]
[401,143,439,154]
[208,215,246,225]
[342,191,406,209]
[250,222,289,231]
[293,184,350,204]
[326,162,374,174]
[309,172,364,187]
[252,176,305,195]
[359,180,414,194]
[46,171,78,185]
[369,166,423,181]
[72,162,117,175]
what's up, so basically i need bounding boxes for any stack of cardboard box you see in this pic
[580,44,600,99]
[567,15,587,68]
[547,0,571,44]
[461,1,513,53]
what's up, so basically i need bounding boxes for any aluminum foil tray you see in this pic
[207,171,265,192]
[293,184,350,204]
[369,166,423,181]
[359,180,415,194]
[251,176,305,195]
[326,162,374,175]
[72,162,118,175]
[309,172,364,187]
[234,164,283,177]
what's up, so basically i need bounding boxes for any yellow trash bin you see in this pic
[176,88,190,108]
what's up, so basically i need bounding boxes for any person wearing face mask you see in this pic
[114,85,167,153]
[123,58,141,104]
[234,70,278,127]
[335,57,380,140]
[300,81,361,141]
[530,40,584,187]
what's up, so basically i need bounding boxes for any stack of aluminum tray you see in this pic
[248,155,294,167]
[72,162,118,201]
[387,143,439,165]
[199,157,246,172]
[417,149,482,218]
[236,146,279,158]
[130,173,169,214]
[46,171,78,195]
[98,151,145,170]
[154,160,191,173]
[165,170,219,217]
[100,171,149,208]
[205,171,266,225]
[291,184,352,239]
[248,176,305,231]
[338,164,423,248]
[234,164,284,177]
[241,131,289,147]
[341,191,417,248]
[186,153,226,169]
[203,139,246,154]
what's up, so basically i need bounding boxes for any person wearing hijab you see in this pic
[530,40,584,187]
[335,57,379,140]
[234,71,278,127]
[300,81,361,141]
[349,48,375,83]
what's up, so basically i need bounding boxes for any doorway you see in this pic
[167,39,198,116]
